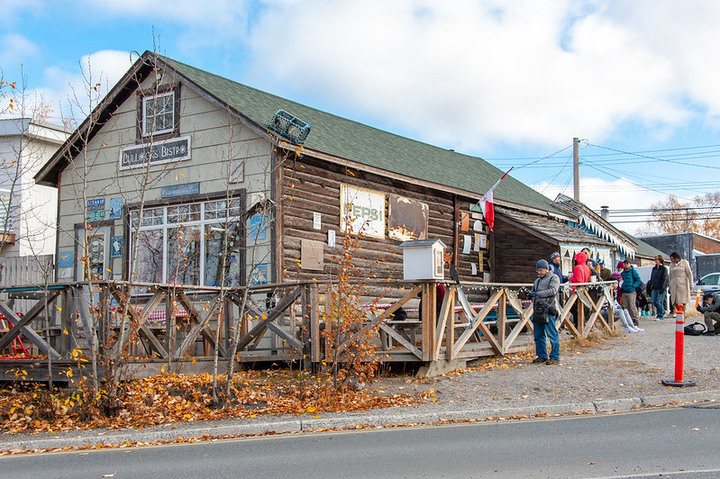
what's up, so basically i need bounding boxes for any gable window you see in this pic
[142,91,175,137]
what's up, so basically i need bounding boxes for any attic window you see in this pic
[141,89,177,138]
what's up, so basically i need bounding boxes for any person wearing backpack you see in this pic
[697,292,720,336]
[531,259,561,365]
[620,260,642,327]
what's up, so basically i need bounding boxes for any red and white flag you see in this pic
[479,168,512,232]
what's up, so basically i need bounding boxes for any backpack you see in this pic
[684,322,706,336]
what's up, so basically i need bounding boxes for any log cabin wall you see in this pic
[492,217,555,284]
[278,153,469,286]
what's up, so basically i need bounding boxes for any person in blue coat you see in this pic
[549,252,567,283]
[620,260,642,327]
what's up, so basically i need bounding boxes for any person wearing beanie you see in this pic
[531,258,561,365]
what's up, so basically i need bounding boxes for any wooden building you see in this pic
[35,51,607,289]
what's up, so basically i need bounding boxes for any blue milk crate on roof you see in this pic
[269,109,312,144]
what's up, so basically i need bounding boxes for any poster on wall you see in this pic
[250,263,268,285]
[58,251,74,268]
[86,198,105,221]
[388,195,428,241]
[248,214,266,240]
[340,184,385,238]
[109,197,123,220]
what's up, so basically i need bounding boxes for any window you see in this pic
[141,90,176,138]
[129,198,245,287]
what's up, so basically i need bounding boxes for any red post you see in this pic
[662,304,695,387]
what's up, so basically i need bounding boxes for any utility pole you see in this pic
[573,137,580,201]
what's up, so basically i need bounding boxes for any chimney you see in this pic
[600,205,609,221]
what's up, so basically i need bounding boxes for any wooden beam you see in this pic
[0,290,60,352]
[0,301,60,360]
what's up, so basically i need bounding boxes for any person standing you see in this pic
[668,251,693,313]
[649,255,669,319]
[549,252,567,283]
[697,292,720,336]
[620,260,642,327]
[531,259,561,365]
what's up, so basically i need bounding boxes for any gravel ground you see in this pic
[374,311,720,410]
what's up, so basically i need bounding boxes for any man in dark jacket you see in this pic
[549,252,567,283]
[698,292,720,336]
[620,260,642,327]
[531,259,561,365]
[649,255,669,319]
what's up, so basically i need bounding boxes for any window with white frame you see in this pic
[141,90,175,137]
[129,198,244,288]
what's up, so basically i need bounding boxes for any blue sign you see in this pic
[110,236,123,258]
[249,214,266,240]
[58,251,74,268]
[250,263,268,285]
[109,197,123,220]
[161,182,200,198]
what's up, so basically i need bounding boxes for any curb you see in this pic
[2,389,718,452]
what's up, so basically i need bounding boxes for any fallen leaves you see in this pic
[0,371,427,435]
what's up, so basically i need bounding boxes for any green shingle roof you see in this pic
[157,53,562,215]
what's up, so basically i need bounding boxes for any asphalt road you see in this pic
[3,405,720,479]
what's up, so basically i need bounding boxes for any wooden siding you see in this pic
[493,216,555,284]
[278,154,480,285]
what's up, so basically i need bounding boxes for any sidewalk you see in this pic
[1,316,718,451]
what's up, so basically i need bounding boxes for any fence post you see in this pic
[421,282,437,361]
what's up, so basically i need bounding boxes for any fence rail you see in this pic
[0,279,618,381]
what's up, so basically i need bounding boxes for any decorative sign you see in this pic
[250,263,268,285]
[301,239,324,271]
[109,197,123,220]
[161,182,200,198]
[388,195,428,241]
[110,236,123,258]
[86,198,105,221]
[119,136,191,170]
[248,214,266,240]
[340,184,385,238]
[58,251,74,268]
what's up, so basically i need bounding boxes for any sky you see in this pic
[4,0,720,235]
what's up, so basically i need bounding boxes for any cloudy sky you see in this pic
[4,0,720,233]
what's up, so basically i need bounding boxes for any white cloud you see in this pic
[240,0,720,153]
[0,34,40,71]
[533,176,666,234]
[8,51,137,123]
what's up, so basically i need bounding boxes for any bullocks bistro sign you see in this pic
[119,136,191,169]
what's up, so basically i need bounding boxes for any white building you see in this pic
[0,118,69,257]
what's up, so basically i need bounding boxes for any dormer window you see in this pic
[138,85,180,140]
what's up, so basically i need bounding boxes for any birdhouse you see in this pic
[399,239,446,281]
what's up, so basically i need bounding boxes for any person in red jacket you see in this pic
[568,251,592,326]
[569,251,592,285]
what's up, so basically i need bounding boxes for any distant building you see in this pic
[0,118,69,257]
[639,232,720,280]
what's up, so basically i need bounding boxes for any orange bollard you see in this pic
[662,304,695,387]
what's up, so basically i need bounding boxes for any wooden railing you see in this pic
[0,279,618,380]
